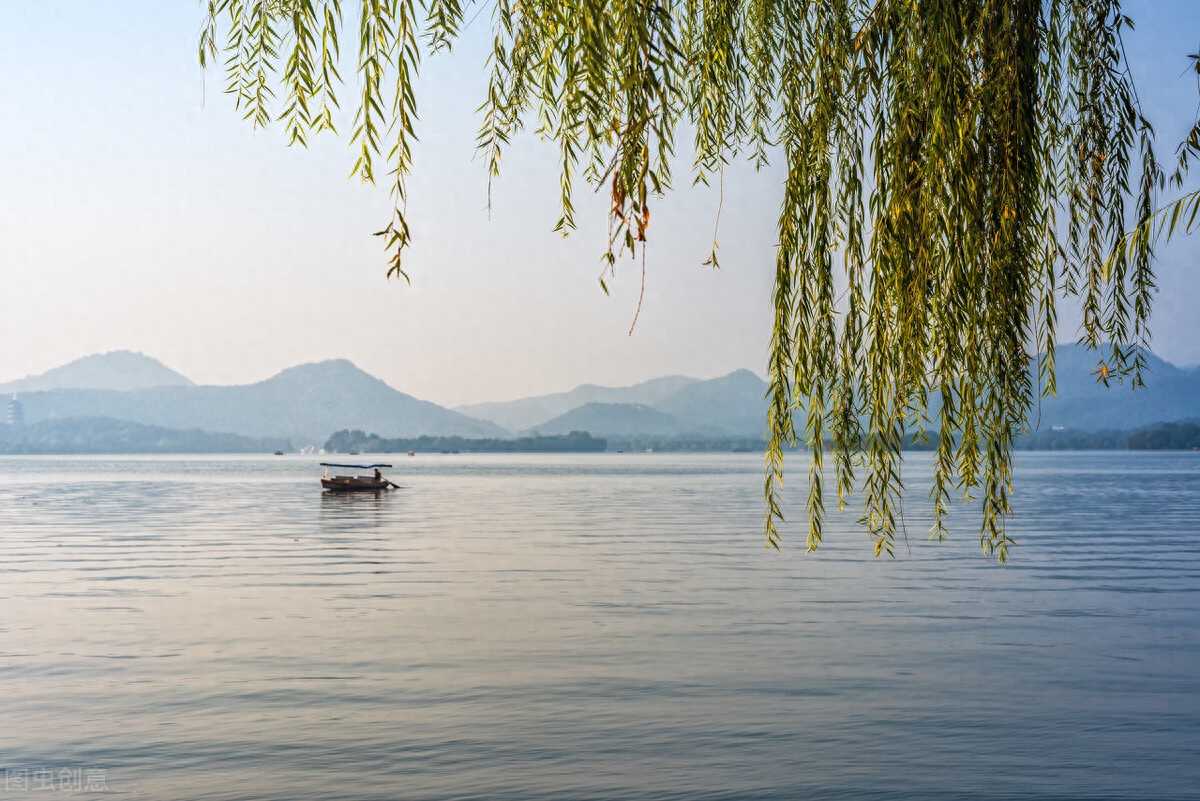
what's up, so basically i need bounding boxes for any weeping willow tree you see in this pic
[201,0,1170,560]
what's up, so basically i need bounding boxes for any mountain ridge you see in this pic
[13,359,506,445]
[522,371,771,438]
[1024,346,1200,431]
[455,374,702,432]
[525,402,698,437]
[0,350,194,393]
[9,346,1200,446]
[494,347,1200,439]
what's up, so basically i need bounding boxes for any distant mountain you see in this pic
[457,375,699,432]
[0,350,193,393]
[0,416,288,455]
[528,402,696,437]
[494,345,1200,441]
[508,370,769,438]
[1030,345,1200,431]
[772,345,1197,435]
[653,369,768,435]
[11,344,1193,451]
[15,359,506,445]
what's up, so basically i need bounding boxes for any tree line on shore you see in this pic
[323,429,607,454]
[327,422,1200,455]
[2,418,1196,455]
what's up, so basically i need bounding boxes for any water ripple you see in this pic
[0,453,1198,799]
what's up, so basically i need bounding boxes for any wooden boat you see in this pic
[320,462,397,492]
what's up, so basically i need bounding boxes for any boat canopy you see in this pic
[319,462,393,469]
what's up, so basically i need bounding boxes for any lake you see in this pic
[1,453,1198,799]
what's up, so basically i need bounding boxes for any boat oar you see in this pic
[387,480,403,489]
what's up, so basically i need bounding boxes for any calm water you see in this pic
[1,453,1198,800]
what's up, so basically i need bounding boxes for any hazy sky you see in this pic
[2,2,1199,407]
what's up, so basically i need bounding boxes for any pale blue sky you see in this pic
[1,2,1198,406]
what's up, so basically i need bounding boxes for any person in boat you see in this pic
[374,468,382,482]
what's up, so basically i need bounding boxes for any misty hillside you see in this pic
[0,416,288,455]
[10,345,1199,449]
[1028,346,1200,431]
[519,371,770,438]
[491,345,1200,441]
[903,346,1200,434]
[457,375,699,432]
[527,402,697,437]
[15,359,506,445]
[653,369,768,435]
[0,350,194,393]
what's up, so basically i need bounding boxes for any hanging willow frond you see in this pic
[1108,50,1200,296]
[203,0,1166,560]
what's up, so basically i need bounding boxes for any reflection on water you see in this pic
[1,453,1198,800]
[319,488,396,531]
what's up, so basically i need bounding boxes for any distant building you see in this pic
[5,394,23,426]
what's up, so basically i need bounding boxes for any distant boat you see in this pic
[320,462,399,492]
[407,451,415,457]
[349,449,361,456]
[274,450,284,456]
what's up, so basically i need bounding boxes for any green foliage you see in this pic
[1126,421,1200,450]
[1012,427,1131,451]
[1109,51,1200,279]
[606,436,785,453]
[203,1,1167,560]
